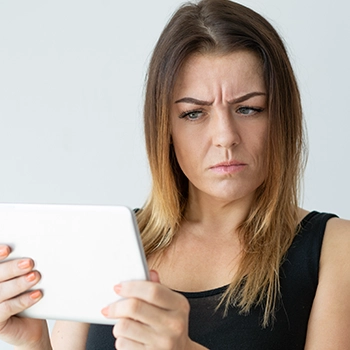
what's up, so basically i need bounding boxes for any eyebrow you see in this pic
[174,92,266,105]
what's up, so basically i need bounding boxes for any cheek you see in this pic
[172,139,193,171]
[253,119,268,149]
[172,136,204,181]
[256,133,268,157]
[254,129,269,173]
[243,123,268,167]
[171,124,202,161]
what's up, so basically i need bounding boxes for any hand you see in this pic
[0,245,49,348]
[101,270,199,350]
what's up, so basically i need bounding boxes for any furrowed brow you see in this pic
[174,97,212,106]
[174,92,266,106]
[228,92,266,104]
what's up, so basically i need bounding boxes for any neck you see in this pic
[183,187,255,241]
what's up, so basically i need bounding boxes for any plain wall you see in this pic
[0,0,349,348]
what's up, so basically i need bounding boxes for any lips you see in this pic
[210,160,246,168]
[209,160,247,174]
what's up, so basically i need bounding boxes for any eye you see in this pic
[236,106,264,116]
[179,109,204,121]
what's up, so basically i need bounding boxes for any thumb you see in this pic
[149,269,161,283]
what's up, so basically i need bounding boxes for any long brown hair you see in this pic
[137,0,306,326]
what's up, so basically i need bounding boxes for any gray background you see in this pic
[0,0,349,347]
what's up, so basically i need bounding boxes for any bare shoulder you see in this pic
[320,217,350,267]
[51,321,90,350]
[323,216,350,239]
[305,217,350,349]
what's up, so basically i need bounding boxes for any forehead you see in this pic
[173,50,265,99]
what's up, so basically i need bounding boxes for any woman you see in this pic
[1,0,350,349]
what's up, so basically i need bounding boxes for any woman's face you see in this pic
[170,50,268,206]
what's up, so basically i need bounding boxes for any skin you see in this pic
[0,51,350,349]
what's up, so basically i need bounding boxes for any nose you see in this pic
[211,108,241,149]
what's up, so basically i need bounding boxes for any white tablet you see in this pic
[0,203,149,325]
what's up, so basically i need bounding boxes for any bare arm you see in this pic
[51,321,89,350]
[305,218,350,349]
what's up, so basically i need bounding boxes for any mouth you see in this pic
[209,160,247,174]
[210,160,246,168]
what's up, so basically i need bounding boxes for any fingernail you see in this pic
[0,246,9,257]
[18,259,31,269]
[101,306,109,316]
[26,272,36,282]
[29,290,42,300]
[114,284,122,294]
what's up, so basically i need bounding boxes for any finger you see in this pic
[104,296,167,326]
[0,271,41,302]
[0,245,11,261]
[115,336,144,350]
[114,281,186,311]
[0,259,35,282]
[113,316,187,350]
[0,290,42,323]
[103,293,190,336]
[113,318,152,346]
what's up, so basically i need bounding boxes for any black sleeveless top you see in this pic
[86,211,337,350]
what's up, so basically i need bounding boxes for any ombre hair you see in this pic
[137,0,306,326]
